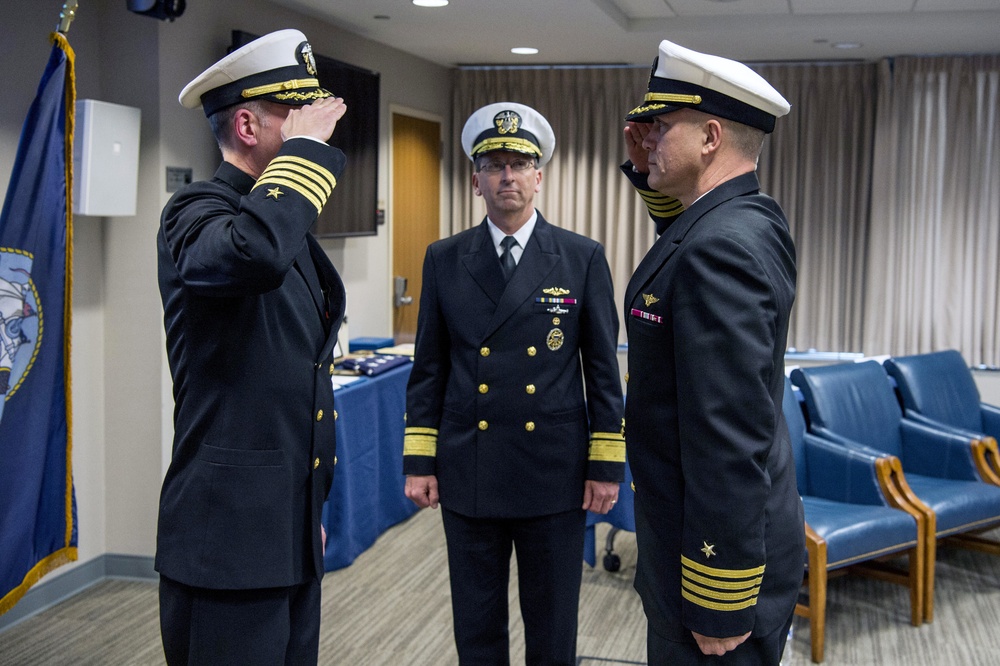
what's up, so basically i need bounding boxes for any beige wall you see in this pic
[0,0,451,570]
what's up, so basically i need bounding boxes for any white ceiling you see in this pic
[271,0,1000,67]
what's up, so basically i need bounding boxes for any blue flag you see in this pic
[0,32,77,617]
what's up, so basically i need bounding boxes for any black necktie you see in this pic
[499,236,518,281]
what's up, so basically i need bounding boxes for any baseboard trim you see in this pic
[0,554,156,633]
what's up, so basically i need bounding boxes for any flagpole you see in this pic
[57,0,79,34]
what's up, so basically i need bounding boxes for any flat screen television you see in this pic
[231,30,380,238]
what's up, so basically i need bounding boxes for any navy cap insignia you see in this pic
[543,287,570,296]
[642,293,659,307]
[701,541,716,558]
[300,41,318,77]
[546,328,564,351]
[494,110,521,135]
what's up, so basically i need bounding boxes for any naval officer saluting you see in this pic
[156,29,348,664]
[403,102,626,665]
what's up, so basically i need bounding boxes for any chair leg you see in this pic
[908,544,923,626]
[804,524,827,663]
[924,514,936,623]
[879,456,935,623]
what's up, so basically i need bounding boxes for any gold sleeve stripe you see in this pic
[681,578,761,603]
[637,192,684,216]
[681,589,758,612]
[405,427,439,436]
[589,433,626,463]
[265,156,337,194]
[258,155,337,192]
[404,426,438,457]
[404,433,437,458]
[681,555,766,579]
[646,200,685,215]
[683,568,763,591]
[253,156,338,213]
[260,165,333,201]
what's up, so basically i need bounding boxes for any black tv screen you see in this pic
[231,30,380,238]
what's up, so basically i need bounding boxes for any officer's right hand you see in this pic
[281,96,347,143]
[624,121,651,174]
[404,474,440,509]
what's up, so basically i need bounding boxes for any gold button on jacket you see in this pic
[478,420,489,431]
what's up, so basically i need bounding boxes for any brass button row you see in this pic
[477,421,536,432]
[477,384,537,395]
[315,409,340,422]
[313,455,339,470]
[481,346,539,357]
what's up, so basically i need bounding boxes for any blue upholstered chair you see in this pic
[790,361,1000,622]
[783,377,924,663]
[883,350,1000,485]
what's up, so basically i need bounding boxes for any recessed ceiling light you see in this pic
[511,47,539,55]
[412,0,448,7]
[833,42,862,50]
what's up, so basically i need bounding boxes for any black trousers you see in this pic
[646,608,795,666]
[441,507,586,666]
[159,574,322,666]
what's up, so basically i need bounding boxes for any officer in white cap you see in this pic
[403,102,625,664]
[156,29,348,664]
[620,40,802,664]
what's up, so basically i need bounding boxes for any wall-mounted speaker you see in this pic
[73,100,142,217]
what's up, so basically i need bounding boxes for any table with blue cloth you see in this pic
[321,363,418,571]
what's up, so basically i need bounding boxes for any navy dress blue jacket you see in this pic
[403,214,625,518]
[156,139,346,590]
[623,170,804,641]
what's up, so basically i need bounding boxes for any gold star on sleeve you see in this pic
[265,187,284,200]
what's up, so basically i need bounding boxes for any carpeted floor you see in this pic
[2,509,1000,665]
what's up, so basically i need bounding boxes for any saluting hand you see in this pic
[281,96,347,143]
[624,121,651,174]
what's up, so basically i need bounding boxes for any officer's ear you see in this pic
[702,118,723,156]
[232,107,263,148]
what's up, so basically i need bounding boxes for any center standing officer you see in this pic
[619,40,803,664]
[403,102,626,665]
[156,29,348,664]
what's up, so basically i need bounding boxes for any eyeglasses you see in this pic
[478,158,536,173]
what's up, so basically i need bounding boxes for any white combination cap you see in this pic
[626,39,790,133]
[179,29,333,116]
[461,102,556,166]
